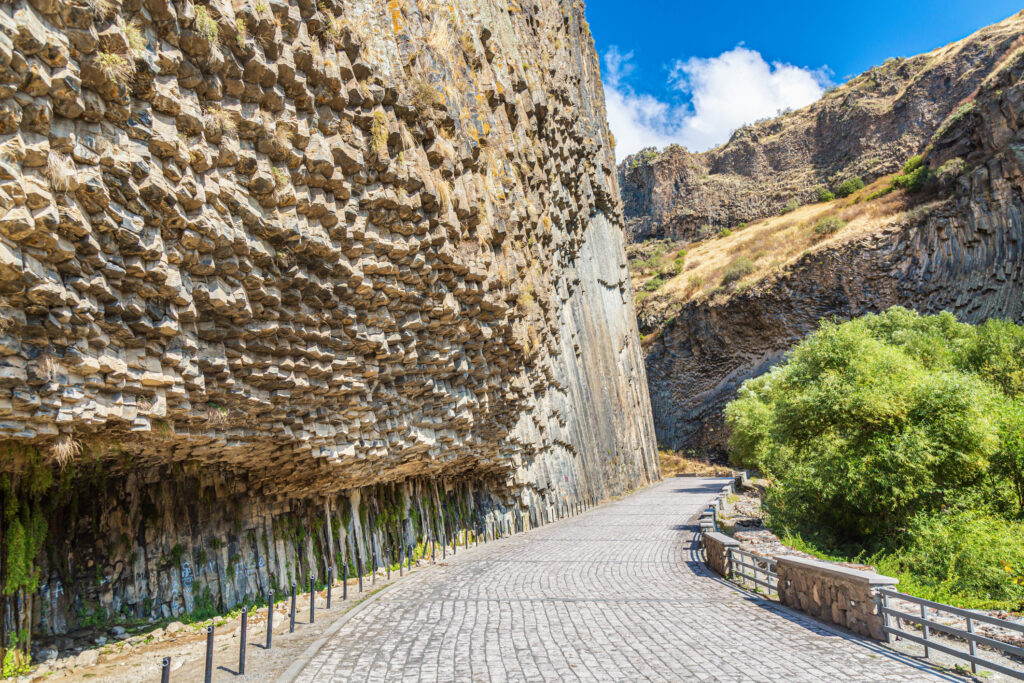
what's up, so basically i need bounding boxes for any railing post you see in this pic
[204,626,214,683]
[309,572,315,625]
[920,603,930,658]
[967,617,977,673]
[238,606,247,675]
[342,562,348,601]
[327,566,332,609]
[881,592,891,644]
[266,589,274,649]
[161,656,170,683]
[290,582,296,633]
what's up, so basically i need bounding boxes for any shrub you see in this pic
[814,186,835,202]
[721,257,755,285]
[643,277,665,292]
[96,52,134,85]
[717,227,732,238]
[812,216,845,236]
[835,177,865,198]
[891,155,933,192]
[725,307,1024,607]
[781,198,799,214]
[737,222,747,229]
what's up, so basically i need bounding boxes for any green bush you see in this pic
[891,155,933,192]
[721,257,755,285]
[642,277,665,292]
[725,308,1024,608]
[781,198,799,214]
[814,186,835,202]
[835,176,865,198]
[812,216,845,236]
[718,227,732,238]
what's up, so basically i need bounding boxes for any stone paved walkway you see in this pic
[293,478,956,682]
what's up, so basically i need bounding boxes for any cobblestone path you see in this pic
[294,478,953,682]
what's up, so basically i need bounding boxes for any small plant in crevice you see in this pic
[194,5,219,44]
[96,52,134,86]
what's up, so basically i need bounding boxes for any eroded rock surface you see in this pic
[646,46,1024,453]
[0,0,656,646]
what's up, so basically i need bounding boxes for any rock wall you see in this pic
[646,49,1024,453]
[618,11,1024,243]
[0,0,657,649]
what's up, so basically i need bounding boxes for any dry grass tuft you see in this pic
[119,17,146,57]
[205,106,237,137]
[50,434,82,470]
[46,151,75,192]
[96,52,135,85]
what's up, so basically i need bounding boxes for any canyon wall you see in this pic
[646,47,1024,453]
[0,0,657,651]
[618,12,1024,243]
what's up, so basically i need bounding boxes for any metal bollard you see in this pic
[343,563,348,600]
[327,566,333,609]
[432,533,436,562]
[372,553,377,585]
[399,544,404,576]
[239,606,247,675]
[266,589,274,649]
[161,656,170,683]
[204,625,214,683]
[290,582,296,633]
[442,530,447,559]
[309,572,315,624]
[408,544,412,571]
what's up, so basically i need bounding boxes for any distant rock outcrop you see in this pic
[618,12,1024,243]
[642,23,1024,454]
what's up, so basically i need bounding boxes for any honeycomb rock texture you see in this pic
[0,0,657,636]
[645,49,1024,453]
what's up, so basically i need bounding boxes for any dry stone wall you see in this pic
[0,0,657,647]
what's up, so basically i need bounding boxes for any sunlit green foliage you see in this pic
[726,307,1024,608]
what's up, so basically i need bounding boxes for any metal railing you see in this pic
[879,588,1024,680]
[727,547,778,595]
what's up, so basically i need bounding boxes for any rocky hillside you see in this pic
[639,27,1024,454]
[0,0,656,653]
[619,11,1024,243]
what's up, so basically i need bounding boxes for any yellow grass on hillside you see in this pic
[640,176,918,307]
[659,449,734,478]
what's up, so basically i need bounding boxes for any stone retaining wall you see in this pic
[702,531,898,641]
[701,531,737,579]
[776,556,897,641]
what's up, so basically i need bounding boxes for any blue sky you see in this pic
[585,1,1023,160]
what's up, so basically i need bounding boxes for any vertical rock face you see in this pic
[0,0,656,640]
[645,48,1024,453]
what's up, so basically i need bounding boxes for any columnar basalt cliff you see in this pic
[644,37,1024,453]
[0,0,657,653]
[618,12,1024,243]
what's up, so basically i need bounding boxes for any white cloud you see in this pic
[603,46,830,162]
